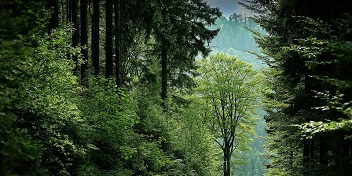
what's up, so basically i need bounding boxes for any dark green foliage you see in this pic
[242,0,352,175]
[0,0,46,41]
[148,0,221,103]
[0,22,85,175]
[77,77,137,175]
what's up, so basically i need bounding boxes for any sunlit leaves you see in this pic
[195,53,261,174]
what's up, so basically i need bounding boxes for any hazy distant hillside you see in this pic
[210,14,266,69]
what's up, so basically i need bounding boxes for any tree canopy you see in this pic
[195,53,261,176]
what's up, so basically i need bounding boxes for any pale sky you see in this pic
[205,0,254,18]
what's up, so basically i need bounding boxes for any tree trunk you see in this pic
[92,0,100,75]
[47,0,58,33]
[319,134,327,166]
[303,140,310,164]
[161,42,167,108]
[105,0,113,79]
[72,0,79,72]
[223,141,231,176]
[310,138,314,161]
[80,0,88,84]
[0,160,9,176]
[225,154,231,176]
[67,0,72,23]
[114,0,122,87]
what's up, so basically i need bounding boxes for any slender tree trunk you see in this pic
[92,0,100,75]
[0,152,8,176]
[341,143,350,174]
[105,0,113,79]
[67,0,72,23]
[47,0,58,33]
[319,134,327,166]
[72,0,79,72]
[303,140,310,164]
[223,141,231,176]
[80,0,88,84]
[223,150,227,176]
[310,138,315,161]
[226,154,231,176]
[303,73,314,167]
[161,42,168,108]
[114,0,122,87]
[66,0,72,61]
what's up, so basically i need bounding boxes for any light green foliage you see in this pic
[196,53,260,139]
[209,14,268,175]
[195,53,261,175]
[235,112,267,176]
[168,95,223,176]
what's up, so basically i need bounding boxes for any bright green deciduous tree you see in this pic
[195,53,261,176]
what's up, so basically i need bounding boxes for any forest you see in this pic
[0,0,352,176]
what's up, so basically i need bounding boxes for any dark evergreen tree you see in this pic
[150,0,221,107]
[92,0,100,75]
[105,0,113,79]
[47,0,58,33]
[80,0,88,84]
[114,0,122,87]
[71,0,79,72]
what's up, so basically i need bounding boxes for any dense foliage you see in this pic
[7,0,352,175]
[0,0,225,175]
[242,0,352,175]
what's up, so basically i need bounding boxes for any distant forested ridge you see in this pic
[209,13,266,69]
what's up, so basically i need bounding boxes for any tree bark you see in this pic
[319,134,327,166]
[72,0,79,72]
[105,0,113,79]
[114,0,122,87]
[304,138,314,167]
[47,0,58,33]
[310,138,314,161]
[0,160,8,176]
[66,0,72,23]
[223,141,231,176]
[92,0,100,75]
[161,41,168,108]
[80,0,88,84]
[303,140,310,164]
